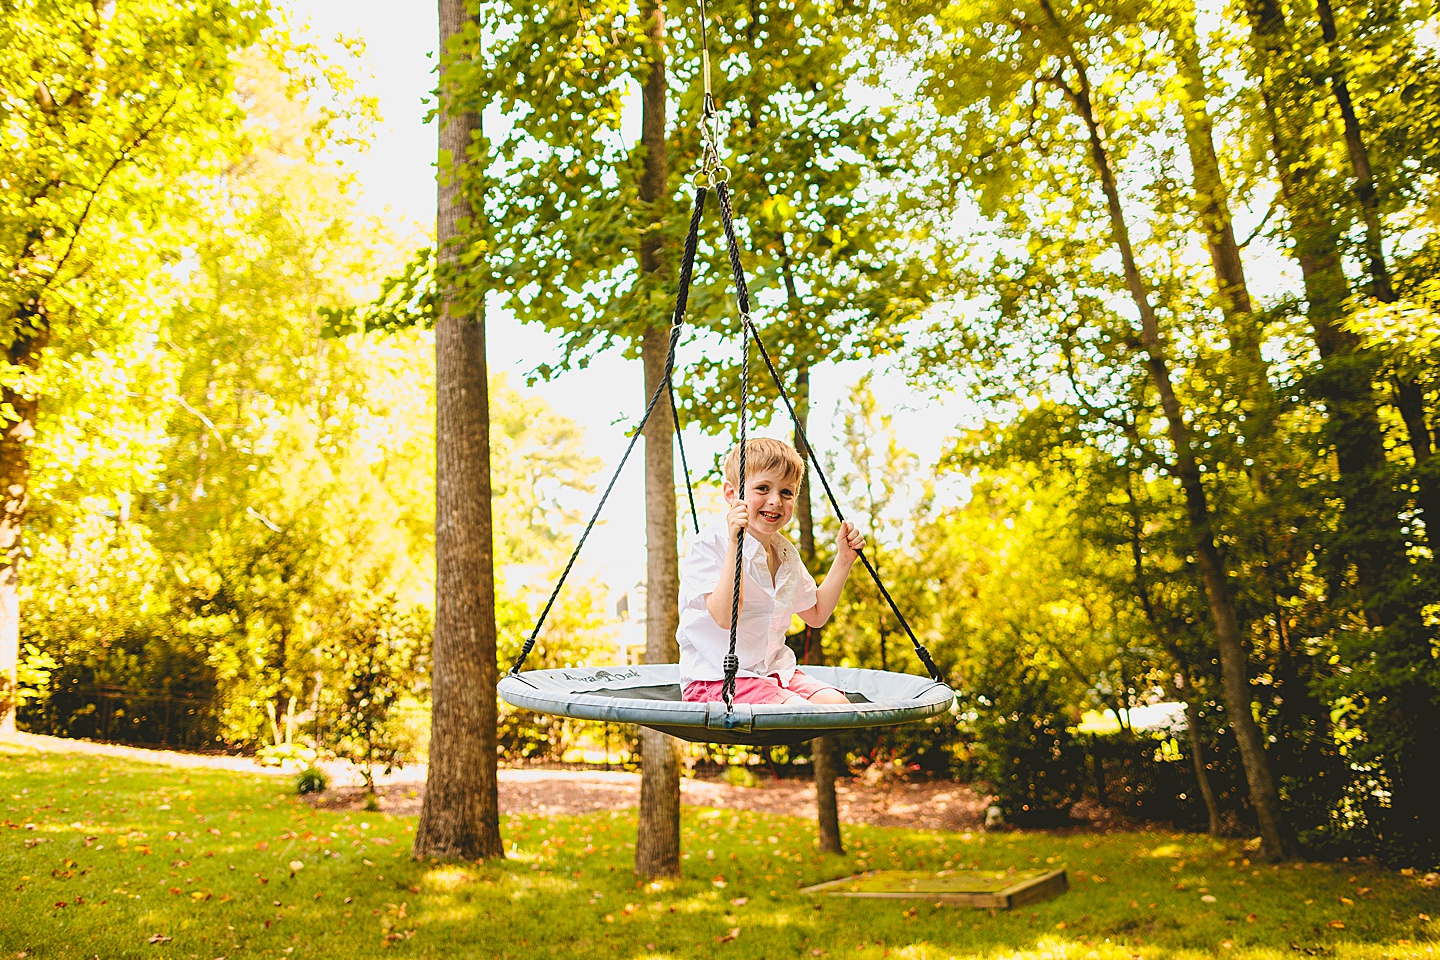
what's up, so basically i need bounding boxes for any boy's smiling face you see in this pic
[723,467,798,540]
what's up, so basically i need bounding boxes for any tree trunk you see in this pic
[1311,0,1440,533]
[1177,669,1226,836]
[1169,5,1261,367]
[1313,0,1391,304]
[636,326,682,879]
[1170,0,1281,487]
[1264,0,1440,857]
[1122,468,1225,835]
[0,316,47,735]
[1043,21,1289,858]
[1243,0,1417,619]
[633,0,682,880]
[792,366,843,854]
[413,0,502,862]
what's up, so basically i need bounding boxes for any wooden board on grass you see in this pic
[801,868,1067,909]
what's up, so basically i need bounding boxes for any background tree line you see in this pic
[436,0,1440,871]
[4,0,1437,877]
[1,0,607,780]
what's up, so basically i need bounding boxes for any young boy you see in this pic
[678,437,865,705]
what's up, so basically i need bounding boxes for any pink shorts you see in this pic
[682,669,840,705]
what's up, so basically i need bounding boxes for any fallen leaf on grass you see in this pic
[147,934,172,944]
[1327,920,1345,929]
[717,927,740,944]
[1202,895,1218,903]
[729,897,748,907]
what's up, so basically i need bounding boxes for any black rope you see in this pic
[669,378,700,534]
[745,319,946,685]
[716,181,754,711]
[509,186,709,676]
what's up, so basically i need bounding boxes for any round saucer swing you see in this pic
[497,12,956,746]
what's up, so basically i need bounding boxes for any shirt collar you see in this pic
[709,517,792,563]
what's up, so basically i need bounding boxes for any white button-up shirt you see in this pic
[676,520,818,687]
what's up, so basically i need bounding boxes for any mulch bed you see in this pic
[309,768,997,831]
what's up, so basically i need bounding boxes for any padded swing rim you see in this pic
[498,664,956,746]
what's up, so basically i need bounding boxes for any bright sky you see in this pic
[285,0,982,607]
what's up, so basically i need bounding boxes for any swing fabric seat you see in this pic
[497,664,956,746]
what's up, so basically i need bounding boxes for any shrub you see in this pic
[968,671,1085,826]
[295,766,328,794]
[724,764,760,788]
[318,591,430,797]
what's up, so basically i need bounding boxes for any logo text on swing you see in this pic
[562,668,642,684]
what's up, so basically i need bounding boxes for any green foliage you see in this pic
[319,591,430,796]
[0,0,272,328]
[294,765,328,795]
[317,248,437,338]
[17,27,607,759]
[969,669,1086,828]
[723,763,761,789]
[851,0,1440,864]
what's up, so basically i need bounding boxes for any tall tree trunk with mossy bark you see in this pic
[0,314,47,735]
[633,0,683,881]
[413,0,503,862]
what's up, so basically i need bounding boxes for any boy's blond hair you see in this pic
[724,438,805,490]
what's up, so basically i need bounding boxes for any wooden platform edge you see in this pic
[799,868,1068,910]
[999,868,1068,908]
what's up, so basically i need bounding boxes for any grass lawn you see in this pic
[1,743,1435,959]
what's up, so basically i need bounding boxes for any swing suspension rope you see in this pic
[508,1,943,703]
